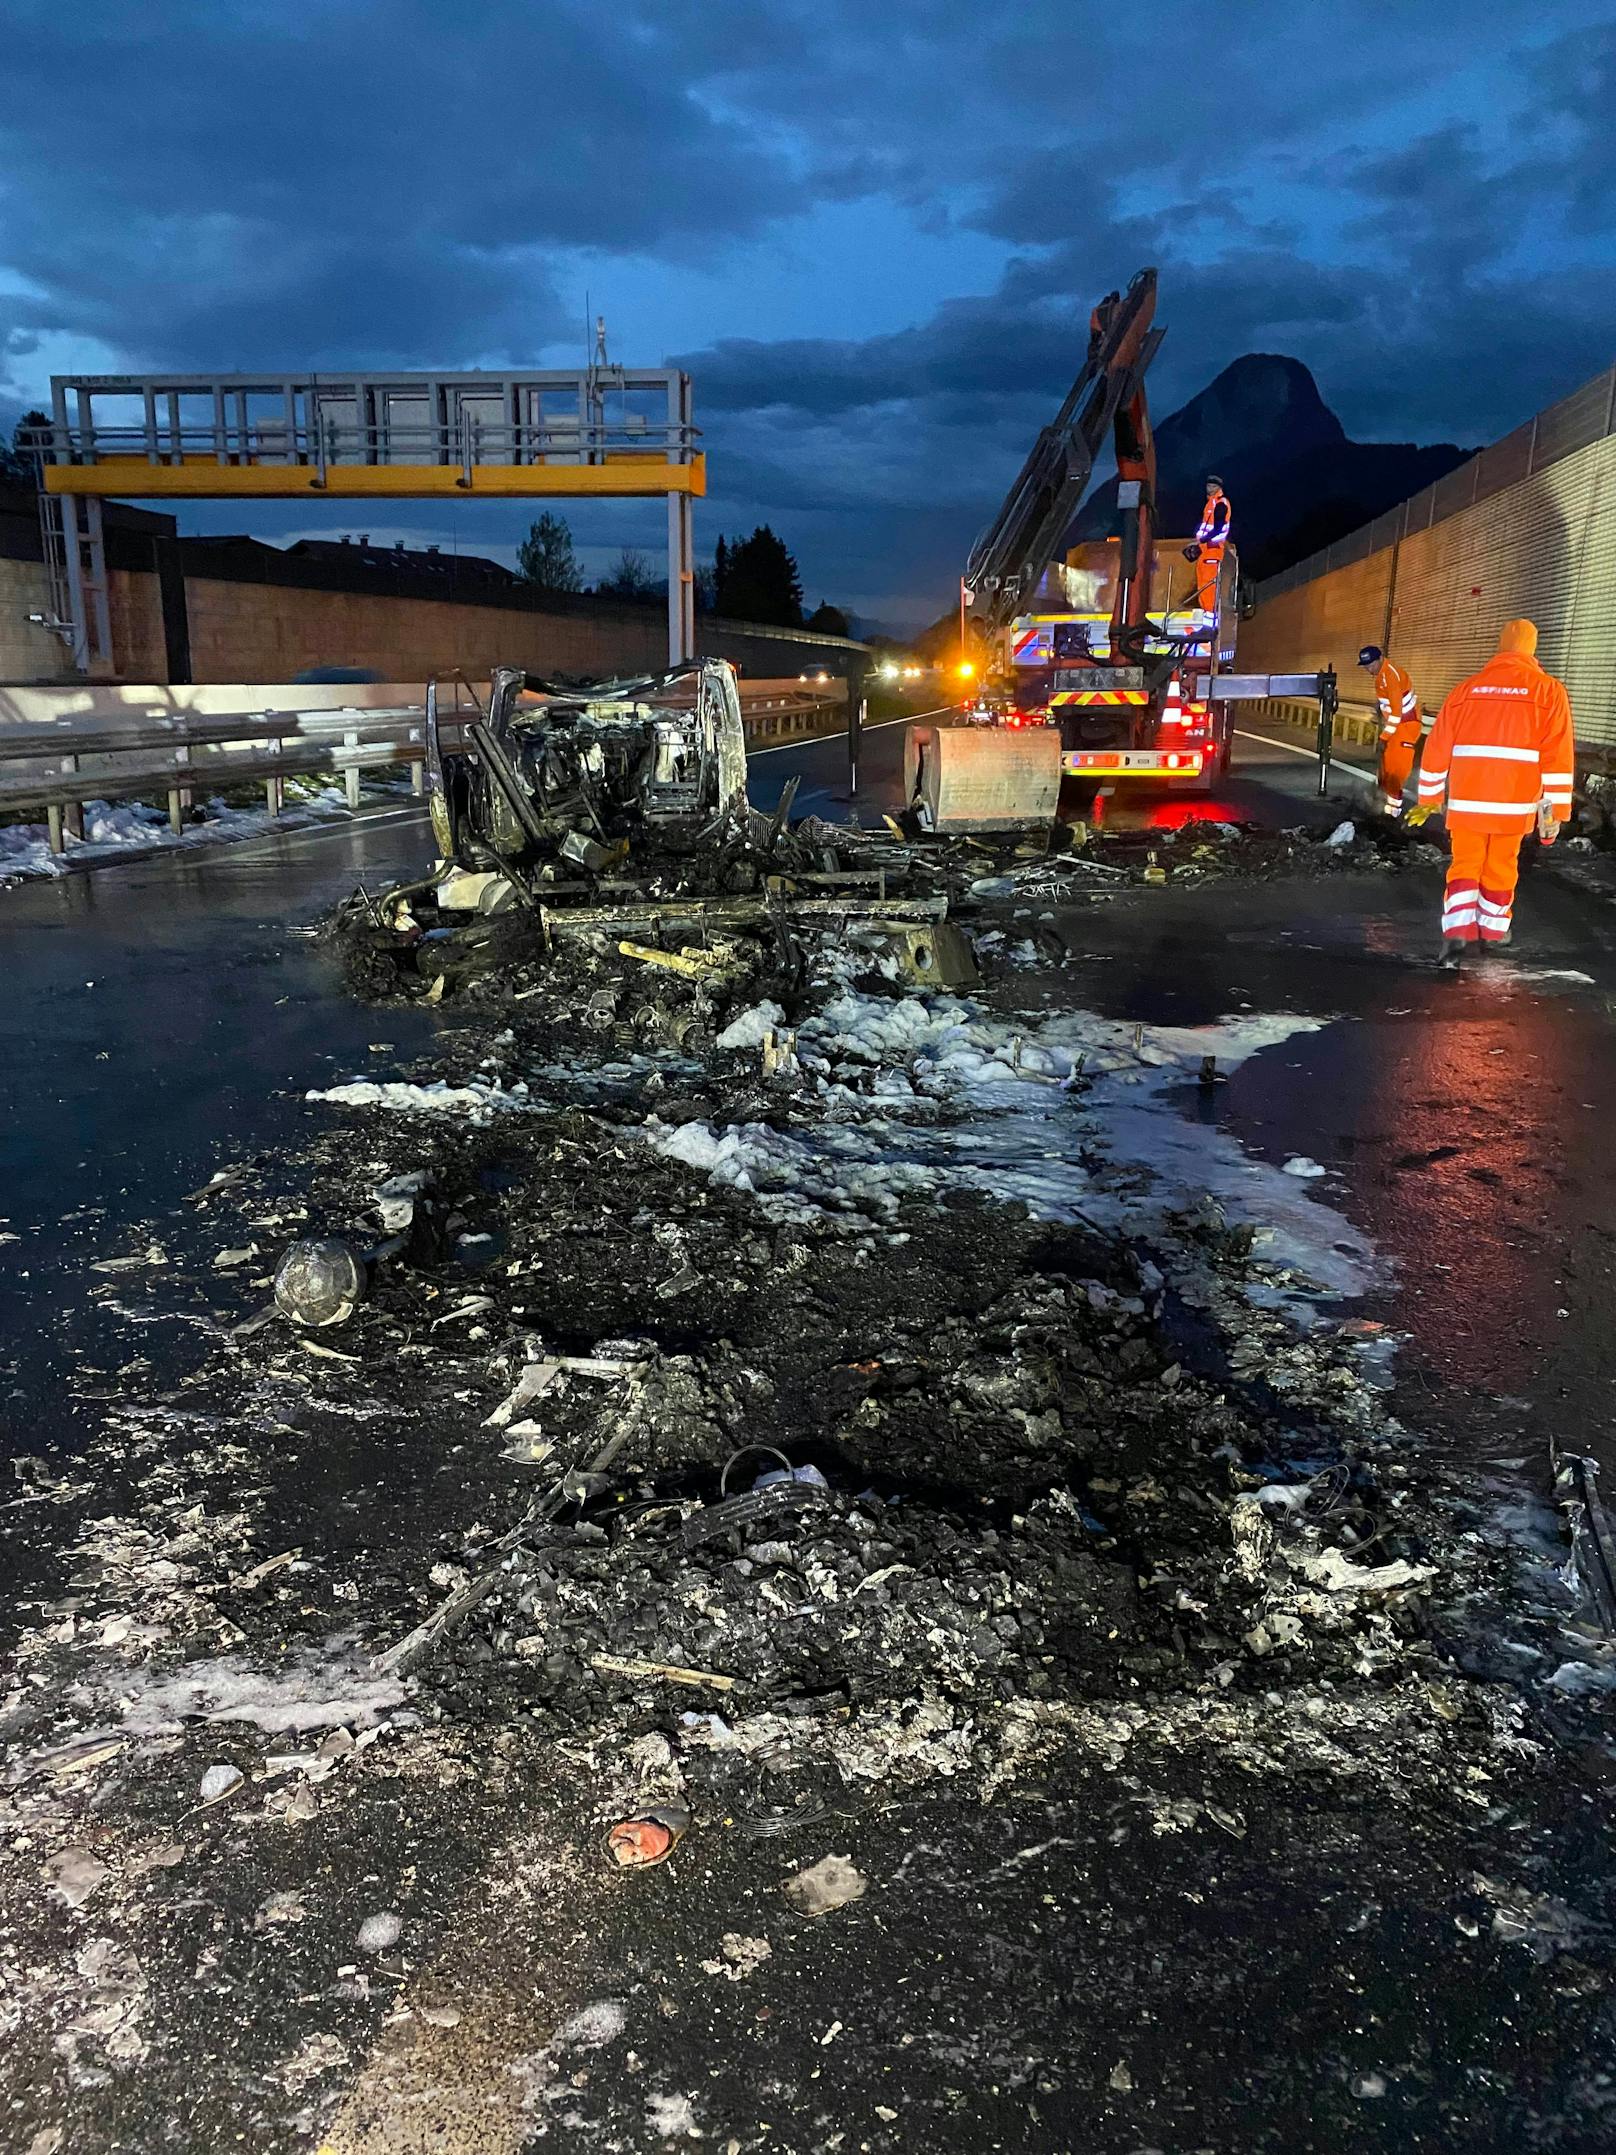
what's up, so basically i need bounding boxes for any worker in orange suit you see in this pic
[1412,619,1575,966]
[1190,476,1231,616]
[1358,644,1422,816]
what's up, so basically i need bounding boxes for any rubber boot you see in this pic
[1438,939,1465,970]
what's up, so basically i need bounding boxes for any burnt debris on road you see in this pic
[4,714,1615,2155]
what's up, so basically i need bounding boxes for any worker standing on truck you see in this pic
[1358,644,1422,816]
[1411,619,1575,965]
[1191,476,1231,617]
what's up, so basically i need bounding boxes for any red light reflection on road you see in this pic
[1337,998,1579,1399]
[1136,796,1243,830]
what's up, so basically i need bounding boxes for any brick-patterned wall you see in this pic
[106,570,170,682]
[174,578,861,688]
[0,557,77,682]
[181,578,670,685]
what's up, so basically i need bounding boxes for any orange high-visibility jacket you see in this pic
[1373,658,1418,738]
[1196,488,1231,549]
[1416,651,1575,833]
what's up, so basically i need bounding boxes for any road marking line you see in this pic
[1234,729,1380,789]
[746,710,950,758]
[214,803,428,864]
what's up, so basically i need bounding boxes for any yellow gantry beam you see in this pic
[45,454,707,500]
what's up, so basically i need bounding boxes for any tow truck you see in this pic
[904,269,1337,829]
[1006,531,1237,790]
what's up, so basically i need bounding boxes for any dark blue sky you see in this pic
[3,0,1613,627]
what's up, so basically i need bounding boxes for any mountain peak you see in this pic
[1155,354,1345,474]
[1068,353,1463,577]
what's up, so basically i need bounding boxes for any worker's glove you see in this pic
[1405,803,1434,829]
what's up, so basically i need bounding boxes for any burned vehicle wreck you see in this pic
[423,659,753,907]
[336,657,975,1013]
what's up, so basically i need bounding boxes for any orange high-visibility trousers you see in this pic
[1377,718,1421,812]
[1195,543,1224,613]
[1443,826,1522,943]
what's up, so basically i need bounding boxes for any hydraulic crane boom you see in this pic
[963,268,1164,639]
[912,264,1339,830]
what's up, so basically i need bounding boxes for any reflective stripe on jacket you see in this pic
[1374,658,1418,737]
[1196,490,1231,545]
[1416,651,1576,833]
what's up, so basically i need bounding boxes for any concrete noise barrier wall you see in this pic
[1240,373,1616,755]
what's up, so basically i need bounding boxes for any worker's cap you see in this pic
[1357,644,1383,667]
[1498,618,1538,656]
[1206,474,1225,489]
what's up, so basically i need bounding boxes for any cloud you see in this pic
[0,0,1611,623]
[0,0,806,367]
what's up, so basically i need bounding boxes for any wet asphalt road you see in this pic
[7,724,1616,2151]
[744,704,1385,830]
[4,719,1615,1488]
[745,707,918,822]
[0,804,452,1447]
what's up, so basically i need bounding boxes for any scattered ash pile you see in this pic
[8,675,1613,2141]
[330,811,1429,1012]
[186,1067,1462,1823]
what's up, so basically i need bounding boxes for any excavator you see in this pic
[905,268,1336,829]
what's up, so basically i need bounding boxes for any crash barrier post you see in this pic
[1316,667,1339,798]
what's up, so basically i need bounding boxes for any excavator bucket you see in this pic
[904,723,1062,832]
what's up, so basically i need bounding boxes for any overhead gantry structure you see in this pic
[30,357,702,673]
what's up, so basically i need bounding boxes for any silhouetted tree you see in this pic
[516,512,582,593]
[0,410,49,486]
[598,546,661,604]
[713,525,803,626]
[806,601,849,637]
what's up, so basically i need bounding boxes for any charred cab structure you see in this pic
[425,659,749,899]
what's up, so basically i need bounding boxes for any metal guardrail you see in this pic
[1242,697,1382,747]
[0,706,432,852]
[0,689,845,855]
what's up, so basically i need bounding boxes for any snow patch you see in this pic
[552,2000,628,2049]
[307,1076,532,1123]
[0,781,408,884]
[716,1000,785,1050]
[645,989,1374,1296]
[1492,967,1595,989]
[101,1640,406,1737]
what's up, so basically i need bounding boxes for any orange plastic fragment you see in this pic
[608,1818,674,1867]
